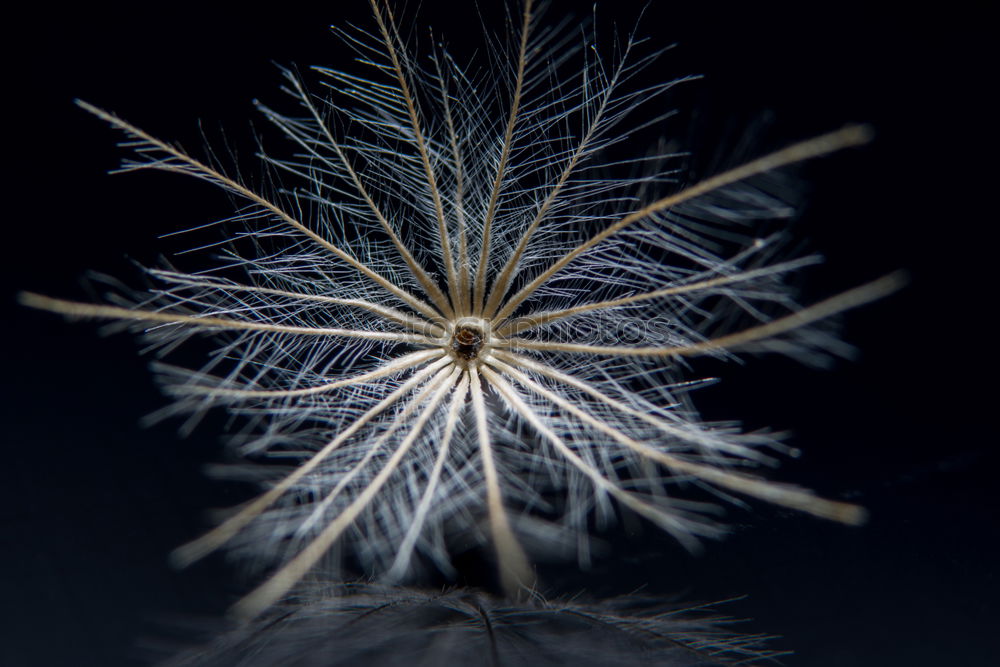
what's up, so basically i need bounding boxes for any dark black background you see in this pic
[4,1,994,665]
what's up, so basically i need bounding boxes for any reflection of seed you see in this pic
[165,582,784,667]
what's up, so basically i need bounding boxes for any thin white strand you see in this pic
[489,356,864,525]
[170,355,450,567]
[177,349,441,399]
[385,372,470,581]
[292,364,458,538]
[231,364,462,620]
[492,126,874,324]
[20,293,436,345]
[471,367,534,597]
[75,100,443,322]
[480,364,712,551]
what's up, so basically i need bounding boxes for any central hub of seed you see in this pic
[450,317,489,361]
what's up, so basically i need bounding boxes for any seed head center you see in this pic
[450,317,489,362]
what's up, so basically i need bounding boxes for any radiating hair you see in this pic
[21,0,900,622]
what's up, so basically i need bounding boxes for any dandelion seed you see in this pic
[21,0,901,621]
